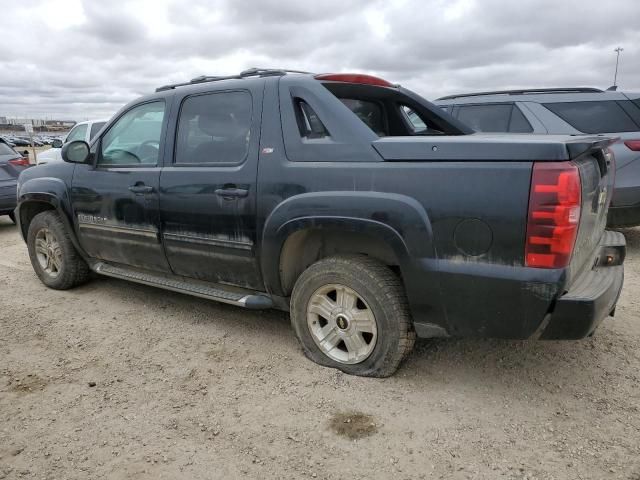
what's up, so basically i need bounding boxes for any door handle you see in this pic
[215,187,249,199]
[129,184,154,194]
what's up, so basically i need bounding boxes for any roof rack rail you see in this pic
[156,68,311,92]
[436,87,604,101]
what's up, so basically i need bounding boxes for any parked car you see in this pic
[435,88,640,227]
[36,119,107,165]
[15,69,625,377]
[0,138,31,223]
[10,137,30,147]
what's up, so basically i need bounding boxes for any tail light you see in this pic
[525,162,581,269]
[8,157,30,167]
[623,140,640,151]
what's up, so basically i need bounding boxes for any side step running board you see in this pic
[93,262,273,309]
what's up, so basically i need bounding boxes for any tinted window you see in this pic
[340,98,387,136]
[456,104,511,132]
[0,141,17,156]
[89,121,106,140]
[175,91,251,165]
[65,124,87,143]
[295,100,329,139]
[100,101,165,166]
[543,101,640,133]
[508,106,533,133]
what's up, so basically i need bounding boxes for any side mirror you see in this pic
[51,139,63,148]
[61,140,91,164]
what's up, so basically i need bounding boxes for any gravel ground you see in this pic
[1,216,639,480]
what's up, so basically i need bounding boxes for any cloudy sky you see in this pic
[1,0,639,121]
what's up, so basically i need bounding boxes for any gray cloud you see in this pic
[1,0,638,121]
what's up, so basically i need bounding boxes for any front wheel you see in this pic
[27,211,90,289]
[290,255,415,378]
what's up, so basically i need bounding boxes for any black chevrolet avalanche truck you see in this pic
[16,69,626,377]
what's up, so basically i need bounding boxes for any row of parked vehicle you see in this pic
[0,134,65,148]
[12,69,629,377]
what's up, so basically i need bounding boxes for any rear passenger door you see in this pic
[159,84,264,290]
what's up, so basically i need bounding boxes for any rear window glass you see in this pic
[0,142,16,155]
[543,101,640,133]
[339,98,387,136]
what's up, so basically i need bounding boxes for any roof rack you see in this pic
[436,87,604,101]
[156,68,311,92]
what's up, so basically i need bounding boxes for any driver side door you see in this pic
[71,99,172,273]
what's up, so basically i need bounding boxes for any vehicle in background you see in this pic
[435,88,640,227]
[36,119,107,165]
[9,137,30,147]
[0,137,16,148]
[16,70,625,377]
[0,138,31,223]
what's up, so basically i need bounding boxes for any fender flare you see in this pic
[17,180,87,258]
[260,191,436,296]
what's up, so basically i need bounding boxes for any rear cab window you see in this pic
[543,101,640,133]
[318,81,458,137]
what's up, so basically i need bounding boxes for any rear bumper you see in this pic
[540,231,626,339]
[0,193,17,213]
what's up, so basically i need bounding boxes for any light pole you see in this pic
[613,47,624,87]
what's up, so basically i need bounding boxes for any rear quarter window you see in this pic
[0,142,17,155]
[543,101,640,133]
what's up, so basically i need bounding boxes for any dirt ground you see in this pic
[1,217,639,480]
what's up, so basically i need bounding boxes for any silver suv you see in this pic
[435,88,640,227]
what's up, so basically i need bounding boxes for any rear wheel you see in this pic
[290,255,415,377]
[27,211,90,289]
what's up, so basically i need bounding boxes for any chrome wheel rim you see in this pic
[34,228,62,278]
[306,283,377,364]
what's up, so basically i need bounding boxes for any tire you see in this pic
[27,211,90,290]
[8,212,16,224]
[290,255,416,378]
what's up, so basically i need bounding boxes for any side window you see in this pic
[99,102,165,166]
[65,124,88,143]
[89,121,106,140]
[175,91,251,165]
[543,101,640,133]
[508,106,533,133]
[456,104,512,132]
[295,99,329,139]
